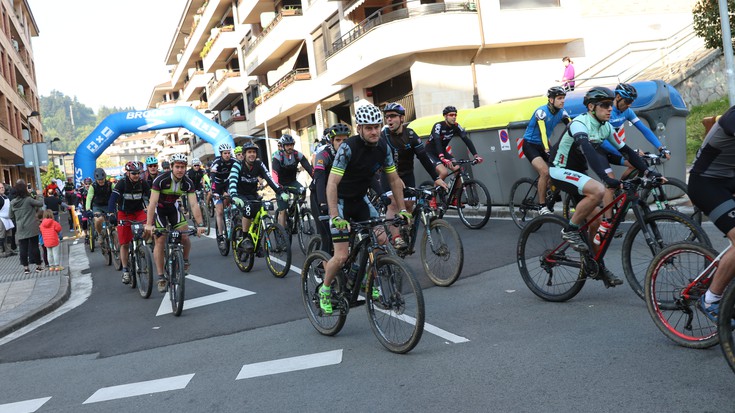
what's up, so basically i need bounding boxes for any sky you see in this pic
[27,0,186,112]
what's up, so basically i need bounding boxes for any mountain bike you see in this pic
[432,159,491,229]
[119,219,154,298]
[517,177,710,302]
[231,199,291,278]
[186,190,211,236]
[93,212,121,269]
[214,194,233,256]
[282,186,316,255]
[155,226,198,317]
[508,176,567,229]
[301,217,425,354]
[717,253,735,373]
[387,186,464,287]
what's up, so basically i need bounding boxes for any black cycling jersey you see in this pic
[311,145,336,209]
[690,106,735,179]
[186,168,206,191]
[143,171,160,188]
[210,156,236,187]
[331,135,396,200]
[381,125,438,180]
[109,176,150,212]
[151,171,195,208]
[90,181,112,206]
[427,120,478,158]
[272,150,313,185]
[228,159,280,197]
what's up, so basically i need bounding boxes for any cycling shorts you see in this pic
[595,147,625,170]
[331,196,378,243]
[549,167,593,197]
[689,174,735,234]
[117,209,147,245]
[234,194,261,219]
[154,205,188,232]
[426,151,452,167]
[522,140,550,164]
[92,205,109,214]
[380,173,416,200]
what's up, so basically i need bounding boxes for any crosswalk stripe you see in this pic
[236,349,342,380]
[83,374,195,404]
[0,397,51,413]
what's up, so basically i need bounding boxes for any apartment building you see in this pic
[0,0,40,186]
[148,0,697,161]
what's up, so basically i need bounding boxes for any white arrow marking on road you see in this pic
[0,397,51,413]
[83,374,194,404]
[136,118,166,131]
[236,349,342,380]
[156,274,256,316]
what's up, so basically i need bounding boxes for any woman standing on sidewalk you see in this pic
[0,183,16,254]
[10,180,43,274]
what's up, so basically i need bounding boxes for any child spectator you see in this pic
[40,209,62,271]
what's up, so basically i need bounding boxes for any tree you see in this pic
[693,0,735,50]
[41,163,65,188]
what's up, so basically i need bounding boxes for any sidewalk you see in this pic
[0,238,72,337]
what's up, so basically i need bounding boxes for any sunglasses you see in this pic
[446,113,457,117]
[385,113,400,119]
[130,172,140,175]
[596,101,613,109]
[623,98,634,105]
[148,164,158,168]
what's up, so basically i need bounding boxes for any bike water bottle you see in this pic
[593,220,611,245]
[346,262,360,290]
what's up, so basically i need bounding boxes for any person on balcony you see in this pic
[231,106,241,117]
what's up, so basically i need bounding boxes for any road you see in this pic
[0,216,733,412]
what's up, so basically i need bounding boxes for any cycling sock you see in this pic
[567,221,580,231]
[122,267,128,272]
[320,285,331,293]
[705,290,722,305]
[158,274,166,280]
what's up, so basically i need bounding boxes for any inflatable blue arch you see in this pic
[73,106,235,186]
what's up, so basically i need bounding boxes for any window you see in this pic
[499,0,559,9]
[311,26,326,74]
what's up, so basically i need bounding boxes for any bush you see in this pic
[685,95,730,163]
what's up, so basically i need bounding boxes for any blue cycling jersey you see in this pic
[522,104,570,147]
[600,106,662,159]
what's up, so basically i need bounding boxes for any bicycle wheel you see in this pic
[110,228,122,270]
[622,210,712,300]
[562,194,577,220]
[102,232,112,266]
[457,179,491,229]
[644,242,719,348]
[87,226,96,253]
[265,222,291,278]
[641,177,702,225]
[232,225,254,272]
[199,201,211,236]
[420,218,464,287]
[517,214,586,302]
[307,235,322,255]
[298,209,317,255]
[367,254,425,354]
[718,280,735,373]
[136,244,153,298]
[301,251,347,336]
[509,177,540,230]
[217,215,230,256]
[207,197,215,217]
[169,249,186,317]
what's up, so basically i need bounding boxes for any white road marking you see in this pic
[83,374,194,404]
[236,349,342,380]
[0,397,51,413]
[374,307,469,343]
[156,274,256,316]
[267,256,301,275]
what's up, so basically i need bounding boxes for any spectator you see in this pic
[44,188,66,223]
[45,179,61,197]
[10,180,44,274]
[561,56,575,92]
[40,209,63,271]
[231,106,241,117]
[0,183,16,254]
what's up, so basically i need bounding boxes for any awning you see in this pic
[268,41,305,85]
[344,0,366,16]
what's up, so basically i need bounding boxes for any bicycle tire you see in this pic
[622,210,712,300]
[169,249,186,317]
[110,228,122,270]
[232,225,254,272]
[200,201,211,236]
[217,216,230,256]
[102,232,112,266]
[457,179,491,229]
[718,280,735,374]
[640,177,702,225]
[644,242,719,348]
[562,194,576,220]
[307,235,322,255]
[207,197,215,218]
[265,222,291,278]
[136,244,153,298]
[367,254,425,354]
[509,177,540,230]
[517,214,586,302]
[301,250,346,336]
[420,218,464,287]
[298,209,317,255]
[88,226,95,253]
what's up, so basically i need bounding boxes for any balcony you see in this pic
[243,8,303,76]
[202,26,241,72]
[254,69,310,107]
[181,70,213,101]
[207,71,247,110]
[238,0,275,24]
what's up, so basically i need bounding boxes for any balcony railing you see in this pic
[200,25,234,59]
[253,68,311,106]
[243,7,303,57]
[207,70,240,96]
[328,2,476,57]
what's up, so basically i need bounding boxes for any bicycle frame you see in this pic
[679,243,730,299]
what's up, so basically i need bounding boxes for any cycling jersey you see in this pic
[108,176,150,212]
[151,171,195,208]
[228,159,280,197]
[332,135,395,200]
[427,121,478,158]
[690,106,735,179]
[85,181,113,210]
[142,171,159,188]
[271,150,313,185]
[311,145,336,212]
[186,168,205,191]
[522,103,571,150]
[210,156,236,192]
[599,106,662,159]
[381,125,438,180]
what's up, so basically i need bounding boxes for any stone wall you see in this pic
[669,50,728,107]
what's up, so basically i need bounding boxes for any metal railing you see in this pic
[243,7,303,57]
[254,68,311,106]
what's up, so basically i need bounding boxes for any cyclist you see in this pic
[183,157,206,214]
[310,127,332,166]
[228,142,287,252]
[108,161,150,284]
[210,142,236,244]
[144,153,207,293]
[319,104,412,314]
[549,86,657,286]
[522,86,571,214]
[381,102,447,249]
[142,156,160,188]
[689,105,735,321]
[272,134,313,229]
[161,161,171,173]
[310,124,350,255]
[85,167,113,245]
[234,145,244,162]
[426,105,483,180]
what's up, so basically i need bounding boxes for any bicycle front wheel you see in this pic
[88,226,96,253]
[136,244,153,299]
[457,179,491,229]
[265,223,291,278]
[301,251,346,336]
[622,210,711,300]
[232,225,254,272]
[420,218,463,287]
[169,249,186,317]
[517,214,586,302]
[718,280,735,374]
[298,209,317,255]
[367,254,425,354]
[644,242,718,348]
[199,201,211,236]
[110,229,122,270]
[509,177,540,230]
[217,218,230,256]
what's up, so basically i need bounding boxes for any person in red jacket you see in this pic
[40,209,63,271]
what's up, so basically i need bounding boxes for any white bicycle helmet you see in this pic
[170,153,188,165]
[192,158,202,166]
[355,104,383,125]
[218,142,233,152]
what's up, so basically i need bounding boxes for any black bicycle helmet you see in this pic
[547,86,567,99]
[615,83,638,100]
[279,134,295,145]
[94,168,106,181]
[384,103,406,116]
[241,141,258,152]
[442,105,457,115]
[583,86,615,106]
[329,123,351,138]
